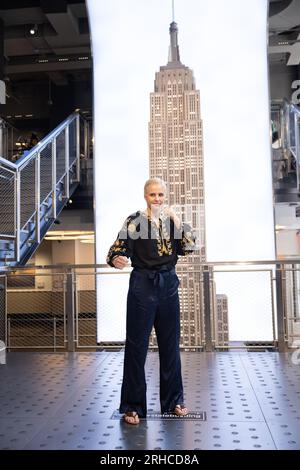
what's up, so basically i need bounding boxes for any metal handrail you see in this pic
[2,260,300,352]
[285,100,300,118]
[0,112,78,170]
[0,259,297,271]
[271,98,300,188]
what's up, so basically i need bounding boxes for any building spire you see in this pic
[168,0,181,64]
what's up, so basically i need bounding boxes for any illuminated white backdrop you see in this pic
[86,0,275,342]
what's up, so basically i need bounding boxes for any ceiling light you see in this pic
[29,24,38,36]
[47,231,94,236]
[44,234,95,241]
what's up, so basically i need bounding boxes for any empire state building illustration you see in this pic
[148,18,228,347]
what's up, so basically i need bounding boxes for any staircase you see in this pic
[272,99,300,203]
[0,111,89,267]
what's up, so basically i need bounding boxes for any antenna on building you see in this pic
[168,0,180,64]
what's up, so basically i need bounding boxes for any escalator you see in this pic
[0,111,90,267]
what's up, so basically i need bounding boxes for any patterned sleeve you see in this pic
[177,222,197,256]
[106,216,134,267]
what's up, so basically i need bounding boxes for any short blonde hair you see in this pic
[144,178,167,195]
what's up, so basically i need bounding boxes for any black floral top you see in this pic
[106,211,196,270]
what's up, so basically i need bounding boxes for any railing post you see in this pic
[281,104,288,150]
[9,126,12,159]
[75,273,79,348]
[203,265,213,352]
[53,317,56,352]
[65,125,70,199]
[288,107,292,151]
[293,263,300,319]
[52,137,57,219]
[0,275,6,345]
[15,170,20,262]
[275,263,287,352]
[35,152,40,244]
[66,268,75,352]
[84,119,88,159]
[0,120,3,157]
[7,316,10,351]
[294,113,299,189]
[76,114,80,183]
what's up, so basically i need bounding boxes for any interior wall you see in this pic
[276,230,300,257]
[275,204,300,257]
[33,240,53,291]
[51,209,94,231]
[269,63,298,102]
[52,240,75,265]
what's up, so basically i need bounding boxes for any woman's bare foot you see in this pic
[174,404,188,416]
[123,411,140,425]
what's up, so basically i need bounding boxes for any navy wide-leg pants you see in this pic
[119,267,184,418]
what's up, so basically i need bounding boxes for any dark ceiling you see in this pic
[269,0,293,17]
[0,0,92,128]
[0,0,91,84]
[0,0,297,85]
[0,0,299,126]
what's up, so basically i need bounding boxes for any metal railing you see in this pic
[0,111,88,266]
[271,99,300,187]
[0,260,299,352]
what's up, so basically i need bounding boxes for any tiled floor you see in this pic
[0,351,300,450]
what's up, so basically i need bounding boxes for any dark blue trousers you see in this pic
[119,267,184,418]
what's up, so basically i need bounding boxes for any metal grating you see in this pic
[0,167,15,236]
[56,131,66,181]
[0,351,300,450]
[68,120,77,166]
[7,275,65,349]
[0,275,6,342]
[40,142,53,202]
[75,272,96,348]
[20,158,36,228]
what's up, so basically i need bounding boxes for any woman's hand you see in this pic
[162,206,182,229]
[112,255,129,269]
